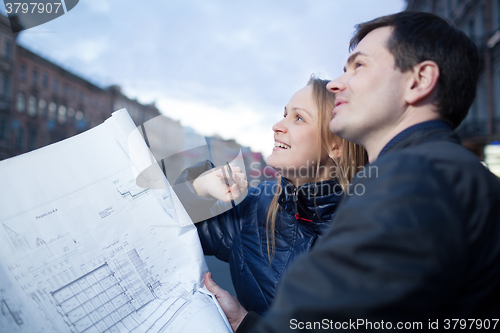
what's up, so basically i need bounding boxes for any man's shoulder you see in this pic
[368,138,500,205]
[378,126,484,177]
[383,137,486,175]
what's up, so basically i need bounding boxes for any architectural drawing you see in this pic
[0,110,231,333]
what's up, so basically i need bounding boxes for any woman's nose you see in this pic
[272,117,287,133]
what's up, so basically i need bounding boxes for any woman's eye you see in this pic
[296,115,303,121]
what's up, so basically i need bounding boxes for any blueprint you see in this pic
[0,110,231,333]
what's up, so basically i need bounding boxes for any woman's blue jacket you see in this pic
[174,161,343,315]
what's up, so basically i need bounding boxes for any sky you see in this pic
[3,0,406,158]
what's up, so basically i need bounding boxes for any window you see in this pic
[38,99,47,117]
[0,116,7,139]
[75,110,84,130]
[28,128,37,151]
[4,40,11,58]
[16,92,25,112]
[32,69,38,86]
[53,79,58,93]
[3,72,8,97]
[16,126,24,150]
[28,95,37,117]
[75,110,84,121]
[436,1,445,17]
[42,73,49,88]
[497,0,500,29]
[63,84,68,96]
[0,72,4,98]
[48,102,57,119]
[469,19,475,40]
[20,64,26,81]
[57,105,67,124]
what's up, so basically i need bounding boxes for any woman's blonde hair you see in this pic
[265,76,367,262]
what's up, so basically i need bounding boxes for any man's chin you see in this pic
[329,119,343,136]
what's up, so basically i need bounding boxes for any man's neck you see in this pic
[364,110,441,163]
[364,126,406,163]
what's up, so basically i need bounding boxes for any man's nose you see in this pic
[326,76,346,94]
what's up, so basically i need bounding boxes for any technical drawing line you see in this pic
[127,249,161,297]
[52,265,115,303]
[49,253,165,333]
[143,298,186,333]
[116,187,149,200]
[3,223,30,252]
[63,281,127,320]
[78,297,132,333]
[51,263,136,333]
[129,301,167,331]
[1,299,24,326]
[157,301,188,333]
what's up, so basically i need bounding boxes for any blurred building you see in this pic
[205,135,268,185]
[0,15,18,160]
[11,45,113,157]
[0,14,265,192]
[406,0,500,158]
[108,84,160,126]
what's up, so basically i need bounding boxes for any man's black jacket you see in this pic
[242,121,500,332]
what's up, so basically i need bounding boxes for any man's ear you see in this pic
[328,140,342,160]
[405,60,440,105]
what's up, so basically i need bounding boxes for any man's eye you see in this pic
[355,62,363,68]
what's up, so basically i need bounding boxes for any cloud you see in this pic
[83,0,112,14]
[150,95,275,158]
[16,0,406,156]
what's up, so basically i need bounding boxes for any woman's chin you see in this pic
[265,155,276,167]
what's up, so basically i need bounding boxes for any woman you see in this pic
[176,76,366,315]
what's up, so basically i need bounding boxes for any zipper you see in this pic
[292,186,313,222]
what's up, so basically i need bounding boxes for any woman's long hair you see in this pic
[265,76,367,263]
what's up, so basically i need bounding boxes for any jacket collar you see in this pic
[278,176,343,222]
[379,120,454,158]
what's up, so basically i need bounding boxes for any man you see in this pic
[207,11,500,332]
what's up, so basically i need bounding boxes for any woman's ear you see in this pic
[405,60,440,105]
[328,141,342,160]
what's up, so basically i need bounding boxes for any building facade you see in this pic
[406,0,500,157]
[11,45,113,157]
[0,15,17,160]
[0,15,265,192]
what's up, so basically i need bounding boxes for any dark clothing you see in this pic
[242,121,500,332]
[174,161,343,315]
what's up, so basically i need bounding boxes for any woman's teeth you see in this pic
[275,141,291,149]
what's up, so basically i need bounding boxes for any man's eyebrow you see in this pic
[343,51,367,72]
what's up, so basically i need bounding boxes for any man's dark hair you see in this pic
[350,11,479,129]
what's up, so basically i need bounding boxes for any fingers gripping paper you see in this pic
[0,109,231,333]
